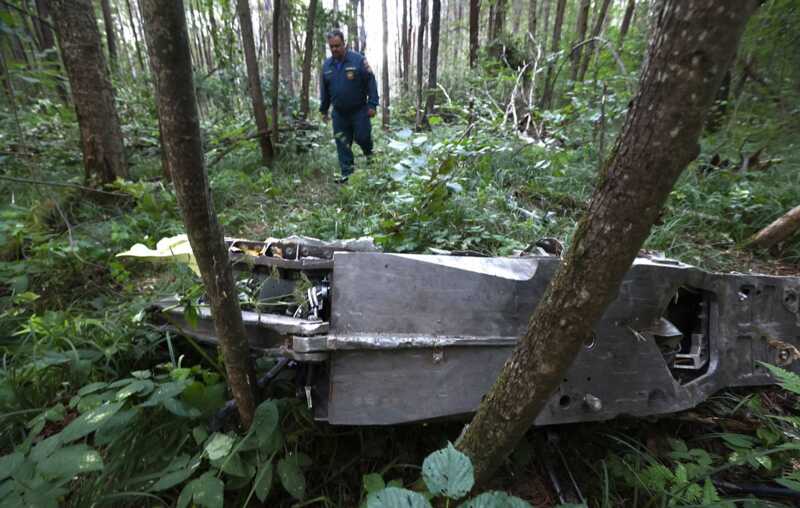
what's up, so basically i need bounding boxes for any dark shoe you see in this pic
[334,175,349,184]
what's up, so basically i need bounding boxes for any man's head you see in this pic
[326,29,346,60]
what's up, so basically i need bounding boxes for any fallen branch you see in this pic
[747,205,800,249]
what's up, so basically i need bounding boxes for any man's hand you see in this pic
[367,108,376,118]
[322,113,330,123]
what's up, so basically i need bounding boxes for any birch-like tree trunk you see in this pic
[457,0,761,485]
[140,0,257,430]
[51,0,128,184]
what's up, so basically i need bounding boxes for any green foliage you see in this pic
[366,444,531,508]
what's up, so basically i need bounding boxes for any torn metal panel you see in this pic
[151,238,800,427]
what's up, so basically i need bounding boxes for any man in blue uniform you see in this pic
[319,29,379,183]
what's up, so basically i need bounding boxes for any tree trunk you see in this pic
[748,205,800,250]
[333,0,339,27]
[540,0,565,109]
[511,0,522,34]
[348,0,358,51]
[99,0,118,74]
[527,0,537,43]
[278,1,294,97]
[237,0,274,165]
[33,0,68,102]
[541,0,550,46]
[300,0,318,119]
[576,0,611,82]
[124,0,145,73]
[468,0,478,68]
[271,0,280,147]
[140,0,257,430]
[414,0,428,130]
[381,0,390,129]
[51,0,128,184]
[618,0,635,48]
[359,0,366,53]
[457,0,760,485]
[424,0,440,122]
[569,0,590,84]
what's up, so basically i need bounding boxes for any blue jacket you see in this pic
[319,50,379,114]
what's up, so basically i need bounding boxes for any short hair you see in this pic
[326,29,345,42]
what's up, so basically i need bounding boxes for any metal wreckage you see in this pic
[150,235,800,427]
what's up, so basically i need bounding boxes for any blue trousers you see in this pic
[332,106,373,177]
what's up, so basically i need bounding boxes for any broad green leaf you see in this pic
[60,401,124,442]
[278,455,306,500]
[116,379,154,400]
[30,435,62,462]
[204,433,234,461]
[193,426,209,445]
[718,433,755,449]
[702,478,719,503]
[94,409,138,446]
[151,466,197,492]
[140,380,189,407]
[422,443,474,500]
[191,472,225,508]
[37,444,103,478]
[363,472,385,494]
[0,453,24,481]
[254,400,280,447]
[366,487,432,508]
[77,382,108,396]
[254,462,273,502]
[163,397,201,418]
[217,451,253,478]
[459,492,533,508]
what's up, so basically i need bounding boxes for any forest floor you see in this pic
[2,91,800,506]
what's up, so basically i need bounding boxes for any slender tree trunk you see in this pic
[359,0,366,53]
[424,0,440,121]
[300,0,318,119]
[414,0,428,130]
[576,0,611,82]
[402,0,411,94]
[527,0,537,43]
[457,0,761,485]
[333,0,339,27]
[51,0,128,184]
[236,0,274,164]
[468,0,478,68]
[541,0,550,47]
[99,0,118,74]
[569,0,590,84]
[279,1,294,97]
[271,0,280,147]
[142,0,257,430]
[618,0,635,49]
[33,0,68,102]
[124,0,145,73]
[511,0,522,34]
[348,0,358,51]
[381,0,390,129]
[540,0,565,108]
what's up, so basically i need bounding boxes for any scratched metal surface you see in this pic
[324,253,800,425]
